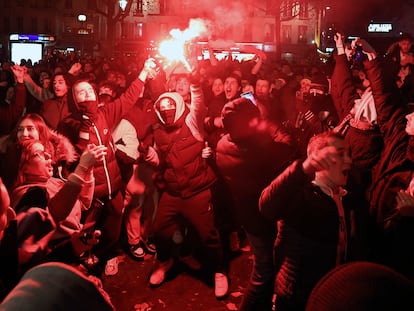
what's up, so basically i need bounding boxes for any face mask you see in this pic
[77,100,98,117]
[160,109,176,125]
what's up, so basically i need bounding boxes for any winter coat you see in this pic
[152,87,217,198]
[331,54,383,171]
[215,99,296,235]
[259,160,352,309]
[58,78,145,198]
[366,53,414,280]
[9,172,94,269]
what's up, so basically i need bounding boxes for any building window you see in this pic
[134,0,143,16]
[281,0,294,19]
[264,23,274,42]
[298,25,307,43]
[121,22,127,39]
[282,24,292,43]
[299,0,309,19]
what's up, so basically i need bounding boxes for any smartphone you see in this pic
[240,91,257,106]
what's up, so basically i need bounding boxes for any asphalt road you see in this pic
[102,247,253,311]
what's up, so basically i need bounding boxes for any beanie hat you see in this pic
[310,74,329,94]
[306,262,414,311]
[222,97,260,142]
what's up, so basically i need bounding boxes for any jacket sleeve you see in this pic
[330,54,359,120]
[102,77,145,128]
[186,84,207,142]
[259,160,312,220]
[48,174,94,222]
[365,58,407,161]
[23,74,52,103]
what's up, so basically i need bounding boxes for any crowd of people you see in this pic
[1,31,414,310]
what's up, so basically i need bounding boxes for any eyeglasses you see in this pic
[30,150,52,161]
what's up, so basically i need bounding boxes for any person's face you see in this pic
[255,79,270,100]
[99,86,115,99]
[405,111,414,135]
[212,78,224,97]
[17,119,40,141]
[74,81,97,102]
[159,97,176,125]
[53,74,68,97]
[175,77,190,97]
[84,63,93,73]
[318,137,352,188]
[159,97,176,111]
[224,77,241,100]
[399,39,412,54]
[23,142,53,180]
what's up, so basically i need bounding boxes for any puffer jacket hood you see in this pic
[71,80,99,114]
[154,92,185,125]
[49,130,78,164]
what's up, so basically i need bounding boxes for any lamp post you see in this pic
[78,14,87,57]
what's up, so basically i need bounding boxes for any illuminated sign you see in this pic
[368,23,392,33]
[9,34,55,42]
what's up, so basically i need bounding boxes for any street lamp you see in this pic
[119,0,128,11]
[77,14,87,57]
[78,14,87,23]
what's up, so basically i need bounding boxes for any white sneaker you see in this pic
[104,256,119,276]
[214,272,229,299]
[149,258,174,286]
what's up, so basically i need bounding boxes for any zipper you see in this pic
[91,122,112,200]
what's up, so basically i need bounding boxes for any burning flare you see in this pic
[158,18,209,71]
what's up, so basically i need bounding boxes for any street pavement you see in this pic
[102,245,254,311]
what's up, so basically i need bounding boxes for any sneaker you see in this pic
[104,256,120,276]
[141,239,156,254]
[178,254,202,271]
[149,258,174,286]
[214,272,229,299]
[130,242,146,261]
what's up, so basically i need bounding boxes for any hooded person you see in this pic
[216,97,296,310]
[56,58,157,277]
[147,76,229,299]
[0,113,78,191]
[154,92,186,129]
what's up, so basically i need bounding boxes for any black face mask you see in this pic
[77,100,98,119]
[160,109,176,125]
